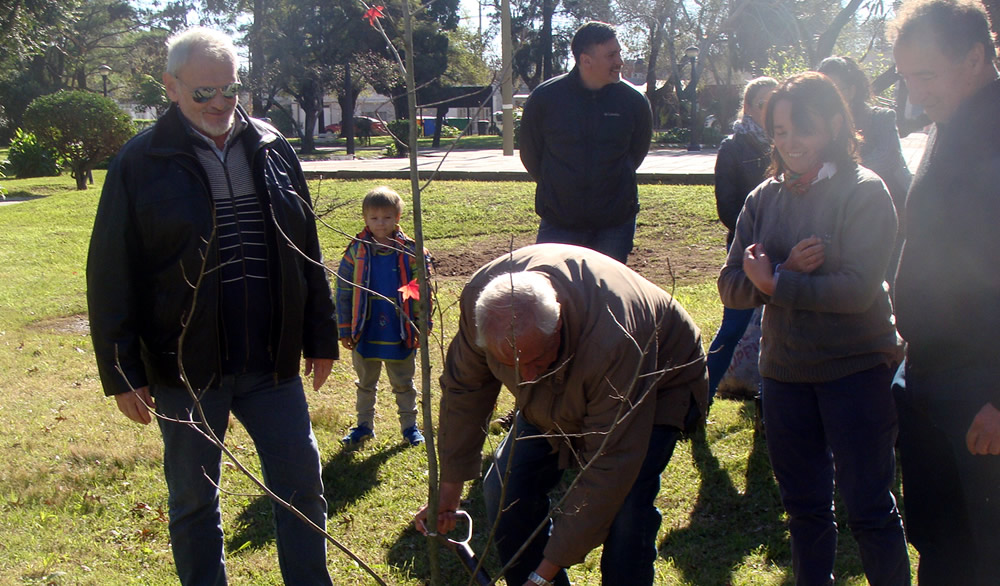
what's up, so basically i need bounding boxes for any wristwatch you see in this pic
[527,571,554,586]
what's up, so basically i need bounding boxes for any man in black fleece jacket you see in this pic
[890,1,1000,583]
[519,21,652,264]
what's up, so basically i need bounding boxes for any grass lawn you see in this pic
[0,170,915,584]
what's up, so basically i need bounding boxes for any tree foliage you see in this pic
[368,0,462,119]
[493,0,610,89]
[0,0,72,63]
[23,90,134,190]
[0,0,186,143]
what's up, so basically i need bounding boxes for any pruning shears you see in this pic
[421,510,492,585]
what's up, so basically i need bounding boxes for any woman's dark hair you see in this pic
[764,72,859,178]
[816,55,871,118]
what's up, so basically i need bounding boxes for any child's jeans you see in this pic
[352,349,418,430]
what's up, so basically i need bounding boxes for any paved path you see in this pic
[301,131,928,184]
[0,132,927,207]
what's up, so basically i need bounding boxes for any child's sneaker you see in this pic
[402,425,425,446]
[342,424,374,447]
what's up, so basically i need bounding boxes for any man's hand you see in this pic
[966,402,1000,455]
[522,559,562,586]
[340,337,356,351]
[115,386,155,425]
[743,243,776,296]
[304,358,333,391]
[783,236,825,273]
[414,481,464,535]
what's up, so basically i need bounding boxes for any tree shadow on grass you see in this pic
[664,399,878,584]
[224,442,406,553]
[661,400,792,585]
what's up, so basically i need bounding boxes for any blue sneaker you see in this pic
[342,424,374,446]
[402,425,425,446]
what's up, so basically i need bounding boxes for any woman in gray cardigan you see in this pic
[718,72,910,586]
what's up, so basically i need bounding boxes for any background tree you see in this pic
[23,90,134,190]
[131,74,171,117]
[257,0,343,152]
[0,0,184,142]
[368,0,461,120]
[443,27,496,85]
[0,0,72,63]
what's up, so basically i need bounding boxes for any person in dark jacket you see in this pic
[890,1,1000,583]
[86,27,337,585]
[519,21,653,264]
[707,76,776,400]
[817,55,912,285]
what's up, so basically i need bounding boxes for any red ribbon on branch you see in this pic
[363,5,385,26]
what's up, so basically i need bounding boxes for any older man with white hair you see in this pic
[415,243,707,586]
[87,27,337,584]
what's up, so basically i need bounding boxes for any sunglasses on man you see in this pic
[186,82,242,103]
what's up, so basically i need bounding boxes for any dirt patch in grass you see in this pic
[29,313,90,336]
[35,237,720,337]
[431,234,537,279]
[628,242,723,286]
[431,233,723,286]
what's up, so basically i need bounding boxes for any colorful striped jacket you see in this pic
[336,226,432,349]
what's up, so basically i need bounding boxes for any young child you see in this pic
[337,186,432,447]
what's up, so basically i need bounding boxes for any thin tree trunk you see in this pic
[541,0,554,80]
[402,0,442,582]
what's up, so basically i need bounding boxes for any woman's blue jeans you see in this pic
[761,365,910,586]
[483,413,679,585]
[154,372,332,586]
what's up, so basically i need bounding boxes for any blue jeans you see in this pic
[482,413,679,586]
[536,215,636,264]
[706,306,755,400]
[761,365,909,586]
[893,360,1000,586]
[154,372,332,586]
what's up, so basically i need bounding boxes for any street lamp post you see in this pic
[98,64,112,98]
[684,46,700,152]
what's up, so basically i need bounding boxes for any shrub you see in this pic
[386,119,410,157]
[5,128,60,178]
[655,127,691,146]
[439,124,461,138]
[23,90,135,190]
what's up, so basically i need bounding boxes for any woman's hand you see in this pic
[783,236,825,273]
[743,243,776,296]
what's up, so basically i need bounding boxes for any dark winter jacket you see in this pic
[714,131,771,247]
[519,67,653,230]
[894,78,1000,408]
[857,106,912,215]
[87,104,338,397]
